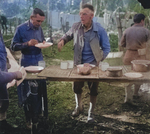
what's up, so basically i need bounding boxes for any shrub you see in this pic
[109,33,118,52]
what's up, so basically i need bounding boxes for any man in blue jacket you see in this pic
[11,8,47,129]
[58,4,110,123]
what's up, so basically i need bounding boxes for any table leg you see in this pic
[42,80,48,119]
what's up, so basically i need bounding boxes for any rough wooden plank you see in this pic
[27,65,150,82]
[26,73,46,80]
[69,67,99,79]
[38,65,72,78]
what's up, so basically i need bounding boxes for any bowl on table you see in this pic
[106,67,123,77]
[24,66,44,73]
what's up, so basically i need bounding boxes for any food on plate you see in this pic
[77,63,92,75]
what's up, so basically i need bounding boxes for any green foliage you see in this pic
[127,0,141,11]
[92,0,104,17]
[42,40,74,62]
[7,86,26,128]
[106,0,124,11]
[3,34,13,48]
[47,81,74,121]
[27,0,37,8]
[109,33,118,52]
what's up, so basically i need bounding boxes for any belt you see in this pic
[22,53,41,58]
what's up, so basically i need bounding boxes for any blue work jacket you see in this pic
[0,30,7,71]
[11,20,45,67]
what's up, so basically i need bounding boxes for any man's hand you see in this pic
[27,39,38,46]
[43,41,46,44]
[15,71,23,80]
[57,40,64,52]
[7,79,16,89]
[7,70,23,88]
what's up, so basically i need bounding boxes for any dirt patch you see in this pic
[69,82,150,134]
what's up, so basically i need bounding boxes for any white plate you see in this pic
[35,42,53,48]
[124,72,143,78]
[77,64,95,68]
[25,66,44,73]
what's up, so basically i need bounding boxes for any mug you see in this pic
[100,62,109,71]
[60,61,68,69]
[67,60,74,68]
[38,61,46,68]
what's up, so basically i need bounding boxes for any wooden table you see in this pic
[37,65,150,83]
[26,65,150,119]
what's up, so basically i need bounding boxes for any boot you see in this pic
[134,83,141,96]
[24,104,32,129]
[0,112,18,132]
[87,95,97,123]
[72,94,83,117]
[0,119,18,132]
[0,112,6,121]
[124,83,134,103]
[26,120,32,130]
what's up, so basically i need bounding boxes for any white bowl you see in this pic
[25,66,44,73]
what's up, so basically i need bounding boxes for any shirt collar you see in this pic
[133,23,143,27]
[83,24,92,32]
[92,21,99,32]
[80,21,98,32]
[27,20,39,30]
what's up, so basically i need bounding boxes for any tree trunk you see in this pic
[116,16,124,51]
[47,0,50,24]
[93,0,98,16]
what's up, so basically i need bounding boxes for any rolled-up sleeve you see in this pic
[0,71,17,85]
[60,26,74,44]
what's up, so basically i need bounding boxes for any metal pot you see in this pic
[106,67,123,77]
[131,60,150,72]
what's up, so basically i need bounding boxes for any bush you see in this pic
[3,34,13,48]
[109,33,118,52]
